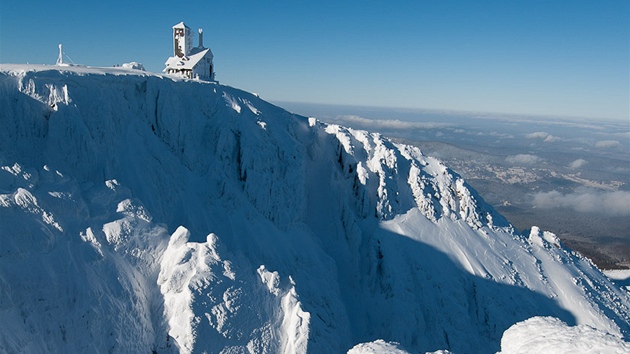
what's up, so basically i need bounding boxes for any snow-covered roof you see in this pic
[164,47,213,71]
[172,21,190,29]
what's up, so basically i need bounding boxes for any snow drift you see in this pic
[0,64,628,353]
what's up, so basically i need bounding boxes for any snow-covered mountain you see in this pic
[0,64,628,353]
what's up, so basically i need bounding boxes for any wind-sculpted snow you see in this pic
[0,64,628,353]
[322,122,506,228]
[498,316,630,354]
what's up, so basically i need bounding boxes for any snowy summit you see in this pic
[0,64,629,353]
[164,22,215,81]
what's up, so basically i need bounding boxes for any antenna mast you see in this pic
[56,44,63,65]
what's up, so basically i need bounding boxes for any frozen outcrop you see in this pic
[0,64,628,353]
[498,316,630,354]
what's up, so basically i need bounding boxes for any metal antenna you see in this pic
[56,44,63,65]
[55,44,76,66]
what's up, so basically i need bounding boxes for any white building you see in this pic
[164,22,215,81]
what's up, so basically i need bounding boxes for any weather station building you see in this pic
[164,22,215,81]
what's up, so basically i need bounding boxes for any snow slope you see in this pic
[0,64,628,353]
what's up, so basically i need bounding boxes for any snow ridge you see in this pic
[0,64,629,353]
[322,123,507,229]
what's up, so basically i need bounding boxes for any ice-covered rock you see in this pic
[0,64,628,353]
[498,316,630,354]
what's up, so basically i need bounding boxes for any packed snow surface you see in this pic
[347,339,411,354]
[0,64,629,353]
[498,316,630,354]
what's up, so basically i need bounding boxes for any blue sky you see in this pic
[1,0,628,120]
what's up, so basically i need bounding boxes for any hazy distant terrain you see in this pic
[279,102,630,269]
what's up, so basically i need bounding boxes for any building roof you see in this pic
[172,21,190,29]
[164,46,213,71]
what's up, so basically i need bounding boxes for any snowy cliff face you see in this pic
[0,65,629,354]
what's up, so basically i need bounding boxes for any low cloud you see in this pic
[612,131,630,139]
[595,140,620,148]
[568,159,587,169]
[526,131,557,142]
[506,154,542,165]
[532,187,630,216]
[330,115,452,131]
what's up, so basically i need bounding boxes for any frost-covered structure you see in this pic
[0,64,628,354]
[164,22,214,81]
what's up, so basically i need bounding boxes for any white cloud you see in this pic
[525,131,557,142]
[330,115,452,131]
[526,132,548,139]
[613,131,630,139]
[568,158,587,169]
[595,140,620,148]
[531,187,630,216]
[505,154,542,165]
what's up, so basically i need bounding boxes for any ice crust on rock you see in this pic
[0,64,629,353]
[347,339,411,354]
[498,316,630,354]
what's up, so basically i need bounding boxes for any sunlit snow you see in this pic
[0,64,628,353]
